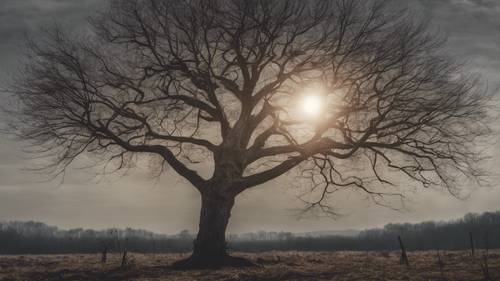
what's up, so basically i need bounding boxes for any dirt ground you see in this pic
[0,250,498,281]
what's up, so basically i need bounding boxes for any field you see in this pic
[0,251,499,281]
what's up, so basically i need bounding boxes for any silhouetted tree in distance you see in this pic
[9,0,490,268]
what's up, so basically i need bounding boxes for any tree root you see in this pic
[171,254,259,270]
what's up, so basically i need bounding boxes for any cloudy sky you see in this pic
[0,0,499,235]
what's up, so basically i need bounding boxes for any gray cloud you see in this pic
[411,0,500,84]
[0,0,103,77]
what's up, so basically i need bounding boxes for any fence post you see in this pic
[469,232,475,258]
[101,245,107,263]
[437,250,445,278]
[398,236,409,266]
[480,252,491,281]
[121,250,128,268]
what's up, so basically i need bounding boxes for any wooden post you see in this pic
[101,245,108,263]
[398,236,409,266]
[437,250,445,278]
[469,232,475,258]
[480,252,491,281]
[121,250,128,268]
[480,232,491,280]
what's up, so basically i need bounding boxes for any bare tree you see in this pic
[8,0,490,268]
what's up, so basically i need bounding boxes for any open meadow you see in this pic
[0,250,498,281]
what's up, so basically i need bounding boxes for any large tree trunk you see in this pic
[193,193,233,262]
[172,191,255,269]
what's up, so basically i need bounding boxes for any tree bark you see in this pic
[172,190,255,269]
[192,193,234,262]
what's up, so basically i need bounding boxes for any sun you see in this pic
[300,94,323,118]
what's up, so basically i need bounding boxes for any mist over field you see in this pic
[1,211,499,255]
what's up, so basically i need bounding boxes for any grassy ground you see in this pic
[0,250,498,280]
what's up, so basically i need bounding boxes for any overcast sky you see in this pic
[0,0,499,235]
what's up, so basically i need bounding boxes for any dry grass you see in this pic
[0,250,498,280]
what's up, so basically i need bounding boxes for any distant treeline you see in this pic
[1,211,499,254]
[233,211,500,252]
[0,222,193,254]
